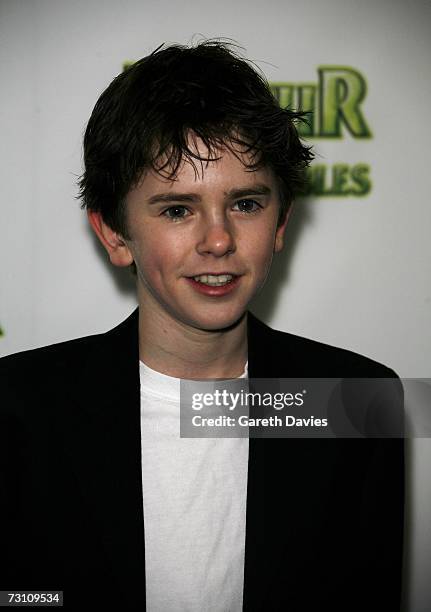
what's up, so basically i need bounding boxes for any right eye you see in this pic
[162,206,191,222]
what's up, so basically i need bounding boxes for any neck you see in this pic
[138,304,248,380]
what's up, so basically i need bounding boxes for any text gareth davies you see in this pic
[192,415,328,428]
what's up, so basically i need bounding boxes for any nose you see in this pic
[196,217,236,257]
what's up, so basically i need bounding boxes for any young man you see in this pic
[1,42,403,611]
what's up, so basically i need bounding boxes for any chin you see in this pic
[186,310,247,333]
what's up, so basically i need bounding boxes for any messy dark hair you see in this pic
[78,40,313,237]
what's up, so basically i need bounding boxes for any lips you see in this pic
[192,273,234,287]
[185,274,241,296]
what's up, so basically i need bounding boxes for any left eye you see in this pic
[233,199,262,214]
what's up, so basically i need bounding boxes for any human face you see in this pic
[123,142,288,333]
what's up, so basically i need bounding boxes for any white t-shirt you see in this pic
[140,361,249,612]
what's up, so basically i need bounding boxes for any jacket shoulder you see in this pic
[275,327,395,376]
[0,333,103,376]
[248,313,397,378]
[0,308,138,379]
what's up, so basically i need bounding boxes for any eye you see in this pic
[162,205,190,221]
[233,199,262,214]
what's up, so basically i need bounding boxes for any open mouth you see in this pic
[191,274,236,287]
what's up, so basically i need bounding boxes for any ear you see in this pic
[274,204,293,253]
[87,211,134,267]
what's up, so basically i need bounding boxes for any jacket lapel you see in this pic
[60,309,146,609]
[242,312,272,610]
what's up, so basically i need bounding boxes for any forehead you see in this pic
[131,139,277,198]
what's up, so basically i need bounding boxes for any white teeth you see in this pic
[193,274,234,286]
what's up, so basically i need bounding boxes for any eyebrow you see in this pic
[146,183,272,205]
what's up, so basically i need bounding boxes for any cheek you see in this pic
[256,246,276,279]
[243,223,277,270]
[126,230,159,280]
[128,229,183,284]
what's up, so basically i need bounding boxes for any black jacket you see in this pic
[0,310,404,611]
